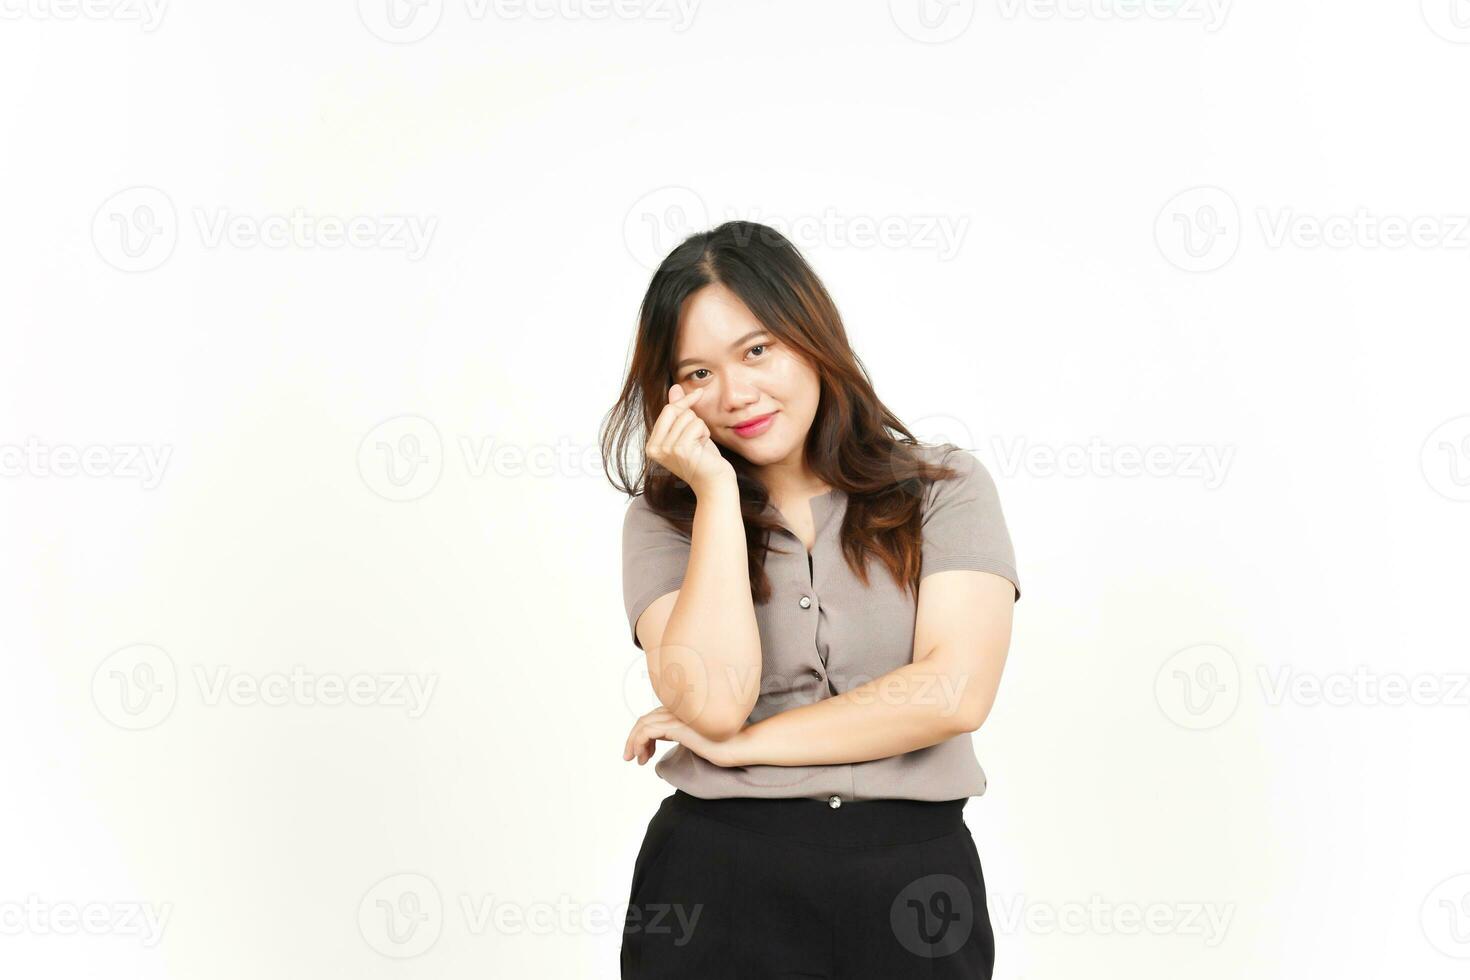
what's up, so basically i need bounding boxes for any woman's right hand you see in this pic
[646,383,735,496]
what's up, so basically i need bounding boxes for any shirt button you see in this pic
[799,595,812,609]
[828,795,842,808]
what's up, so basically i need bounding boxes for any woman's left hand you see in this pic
[622,706,743,768]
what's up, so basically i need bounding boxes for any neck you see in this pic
[754,451,829,499]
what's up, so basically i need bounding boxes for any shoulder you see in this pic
[917,442,995,511]
[912,442,1019,597]
[622,492,692,546]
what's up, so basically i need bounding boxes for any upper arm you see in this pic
[911,447,1021,730]
[622,496,692,651]
[633,588,680,655]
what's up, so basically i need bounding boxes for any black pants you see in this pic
[621,789,994,978]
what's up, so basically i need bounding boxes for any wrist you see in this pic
[720,722,759,767]
[692,470,738,501]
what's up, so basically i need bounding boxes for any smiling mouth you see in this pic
[731,412,776,434]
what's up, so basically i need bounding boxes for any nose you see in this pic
[720,371,760,413]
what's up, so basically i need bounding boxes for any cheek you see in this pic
[770,355,818,405]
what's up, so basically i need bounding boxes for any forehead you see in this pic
[675,284,764,354]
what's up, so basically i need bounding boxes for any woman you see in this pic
[600,221,1021,979]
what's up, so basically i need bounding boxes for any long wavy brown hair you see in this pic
[600,220,961,603]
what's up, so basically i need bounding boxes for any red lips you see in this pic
[731,412,776,437]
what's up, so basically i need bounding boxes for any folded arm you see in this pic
[635,477,762,741]
[723,569,1015,767]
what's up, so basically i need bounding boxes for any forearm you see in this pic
[658,477,761,735]
[727,656,977,767]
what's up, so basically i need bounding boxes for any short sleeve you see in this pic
[621,495,693,649]
[920,447,1021,601]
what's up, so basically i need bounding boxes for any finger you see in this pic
[668,383,702,406]
[676,419,716,470]
[647,405,678,453]
[640,724,666,764]
[625,713,657,759]
[648,390,700,453]
[678,414,712,450]
[663,409,706,456]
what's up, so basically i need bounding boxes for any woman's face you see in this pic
[671,283,820,470]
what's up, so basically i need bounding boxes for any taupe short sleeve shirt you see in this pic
[621,443,1021,803]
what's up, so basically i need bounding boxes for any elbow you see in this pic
[944,690,997,736]
[683,705,749,742]
[949,703,992,735]
[658,684,753,741]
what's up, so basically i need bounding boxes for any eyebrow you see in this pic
[673,329,770,372]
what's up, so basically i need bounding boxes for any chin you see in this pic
[738,442,793,466]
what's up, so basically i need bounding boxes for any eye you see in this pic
[687,368,710,381]
[748,343,769,358]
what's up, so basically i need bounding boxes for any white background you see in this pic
[3,1,1469,977]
